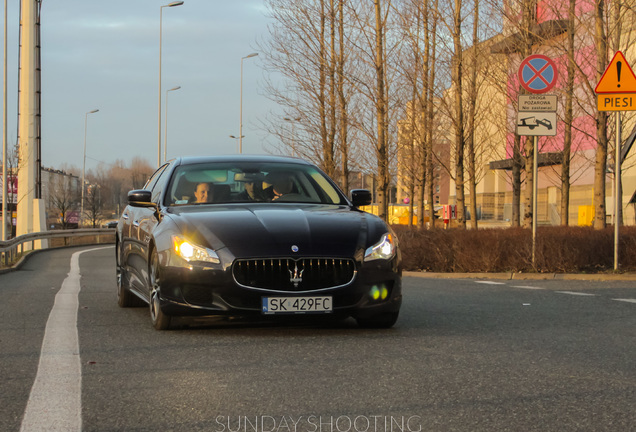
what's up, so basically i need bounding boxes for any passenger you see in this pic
[193,182,213,203]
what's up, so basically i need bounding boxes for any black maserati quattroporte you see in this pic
[116,155,402,329]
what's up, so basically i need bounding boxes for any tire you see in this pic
[356,311,399,329]
[149,249,172,330]
[117,250,144,308]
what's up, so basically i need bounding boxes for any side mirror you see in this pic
[127,190,155,208]
[350,189,372,207]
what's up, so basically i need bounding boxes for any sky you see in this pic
[3,0,278,174]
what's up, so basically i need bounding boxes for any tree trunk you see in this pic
[426,0,438,228]
[594,0,608,229]
[512,135,522,227]
[523,136,534,229]
[452,0,466,228]
[374,0,389,221]
[561,0,575,225]
[467,0,479,229]
[336,0,349,194]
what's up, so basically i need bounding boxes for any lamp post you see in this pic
[164,85,180,162]
[229,135,244,154]
[284,117,301,156]
[158,1,184,167]
[2,0,7,241]
[81,109,99,227]
[239,52,258,154]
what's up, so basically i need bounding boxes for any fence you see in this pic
[0,228,115,268]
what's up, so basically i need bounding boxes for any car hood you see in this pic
[165,204,377,259]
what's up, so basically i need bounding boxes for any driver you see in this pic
[268,174,293,201]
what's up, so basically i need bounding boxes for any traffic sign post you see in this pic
[516,55,559,266]
[594,51,636,270]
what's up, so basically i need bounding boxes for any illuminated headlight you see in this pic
[172,235,220,264]
[364,233,396,262]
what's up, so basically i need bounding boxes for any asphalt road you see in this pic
[1,246,636,432]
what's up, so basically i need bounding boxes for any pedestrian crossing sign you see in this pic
[596,51,636,93]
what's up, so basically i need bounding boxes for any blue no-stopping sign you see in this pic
[518,55,558,94]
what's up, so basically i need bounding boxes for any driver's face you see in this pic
[194,183,211,203]
[245,182,255,197]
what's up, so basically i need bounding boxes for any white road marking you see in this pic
[555,291,597,297]
[20,247,109,432]
[613,298,636,304]
[475,281,506,285]
[511,285,545,290]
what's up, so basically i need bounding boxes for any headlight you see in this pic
[364,233,396,262]
[172,235,220,264]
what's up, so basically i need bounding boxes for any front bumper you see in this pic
[157,257,402,320]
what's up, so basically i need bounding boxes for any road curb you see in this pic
[404,271,636,281]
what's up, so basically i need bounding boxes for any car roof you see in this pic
[172,155,313,166]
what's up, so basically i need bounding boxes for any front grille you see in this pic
[232,258,356,291]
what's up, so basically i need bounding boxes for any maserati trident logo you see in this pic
[291,245,299,253]
[289,263,304,288]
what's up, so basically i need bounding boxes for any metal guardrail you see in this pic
[0,228,116,268]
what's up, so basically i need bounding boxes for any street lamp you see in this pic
[81,109,99,227]
[158,1,184,167]
[2,0,7,241]
[164,85,181,162]
[239,52,258,154]
[229,135,244,154]
[284,117,301,156]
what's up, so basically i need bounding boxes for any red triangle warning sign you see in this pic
[596,51,636,93]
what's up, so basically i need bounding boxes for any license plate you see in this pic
[262,296,333,314]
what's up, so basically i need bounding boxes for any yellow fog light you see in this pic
[371,286,380,300]
[381,286,388,300]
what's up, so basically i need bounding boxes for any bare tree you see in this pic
[260,0,342,177]
[130,157,154,189]
[48,174,78,229]
[466,0,480,229]
[425,0,439,228]
[451,0,467,228]
[84,184,102,228]
[593,0,608,229]
[558,0,576,225]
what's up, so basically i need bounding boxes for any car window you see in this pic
[150,165,171,203]
[144,164,169,193]
[165,162,346,206]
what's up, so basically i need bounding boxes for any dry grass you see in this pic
[393,225,636,273]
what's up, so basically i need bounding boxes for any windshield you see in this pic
[165,161,346,206]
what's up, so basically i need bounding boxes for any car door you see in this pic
[135,164,173,296]
[123,163,170,295]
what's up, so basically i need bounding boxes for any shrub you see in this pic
[392,225,636,273]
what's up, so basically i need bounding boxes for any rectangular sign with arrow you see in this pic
[516,112,557,136]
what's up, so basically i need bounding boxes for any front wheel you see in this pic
[356,311,399,329]
[117,250,143,308]
[149,249,172,330]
